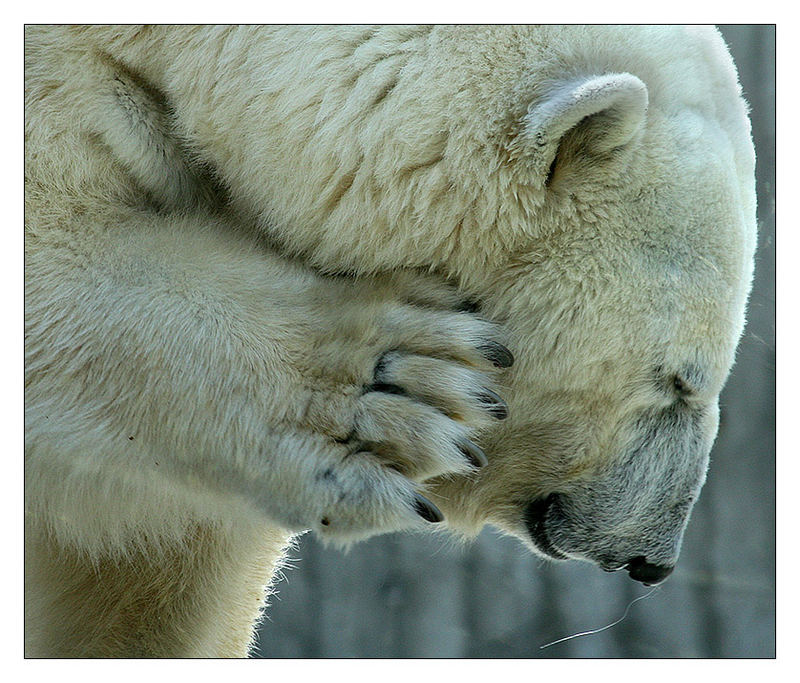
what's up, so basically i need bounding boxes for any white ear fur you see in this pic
[512,73,649,181]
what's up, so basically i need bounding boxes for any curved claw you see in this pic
[478,341,514,368]
[478,388,509,420]
[458,438,489,468]
[413,493,444,523]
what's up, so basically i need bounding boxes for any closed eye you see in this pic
[654,365,700,401]
[672,375,691,397]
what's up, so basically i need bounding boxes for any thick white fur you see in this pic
[25,26,757,657]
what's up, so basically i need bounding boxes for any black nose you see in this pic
[625,556,674,586]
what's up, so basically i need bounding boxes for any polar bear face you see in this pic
[434,163,752,580]
[424,41,757,583]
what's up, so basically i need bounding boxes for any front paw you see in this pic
[306,309,513,543]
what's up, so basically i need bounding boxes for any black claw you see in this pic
[478,389,509,420]
[479,341,514,368]
[458,439,489,468]
[488,403,509,420]
[413,493,444,523]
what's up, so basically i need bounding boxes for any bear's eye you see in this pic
[672,375,690,397]
[653,366,693,399]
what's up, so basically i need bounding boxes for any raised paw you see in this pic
[306,314,512,541]
[270,272,514,542]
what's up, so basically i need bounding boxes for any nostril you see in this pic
[625,556,674,586]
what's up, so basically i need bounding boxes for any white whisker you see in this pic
[539,586,660,650]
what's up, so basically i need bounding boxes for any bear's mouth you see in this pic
[523,493,570,560]
[523,494,678,585]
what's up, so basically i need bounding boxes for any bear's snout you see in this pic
[524,492,680,586]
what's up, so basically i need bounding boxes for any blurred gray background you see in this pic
[254,25,775,658]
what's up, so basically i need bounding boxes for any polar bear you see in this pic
[24,25,757,657]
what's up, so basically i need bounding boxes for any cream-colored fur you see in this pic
[25,25,757,657]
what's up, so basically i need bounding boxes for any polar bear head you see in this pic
[410,27,758,584]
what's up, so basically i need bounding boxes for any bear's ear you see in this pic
[510,73,648,185]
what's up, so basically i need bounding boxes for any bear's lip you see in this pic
[523,493,570,560]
